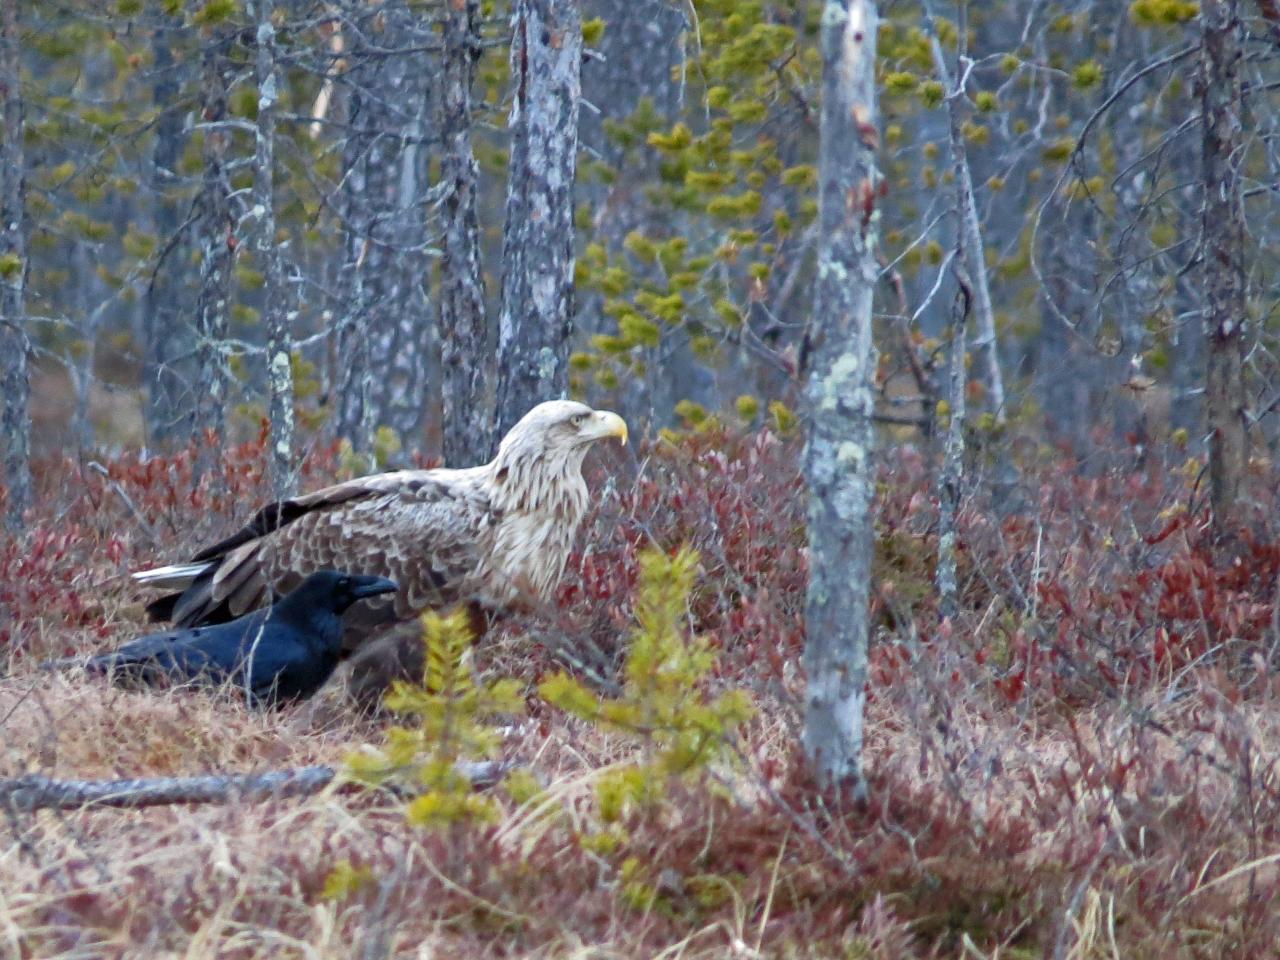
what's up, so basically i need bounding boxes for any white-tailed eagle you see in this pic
[131,401,628,701]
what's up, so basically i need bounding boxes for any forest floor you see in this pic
[3,426,1280,958]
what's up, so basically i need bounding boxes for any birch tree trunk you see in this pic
[492,0,581,440]
[191,33,235,483]
[0,0,29,531]
[1200,0,1248,541]
[439,0,490,466]
[253,0,295,499]
[802,0,880,799]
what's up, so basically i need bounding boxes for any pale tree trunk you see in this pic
[70,246,105,452]
[439,0,490,466]
[802,0,880,799]
[492,0,581,440]
[333,4,373,456]
[192,33,235,483]
[143,18,192,445]
[923,0,1005,423]
[0,0,29,531]
[254,0,295,499]
[937,264,970,623]
[335,0,434,457]
[334,253,374,460]
[1200,0,1248,540]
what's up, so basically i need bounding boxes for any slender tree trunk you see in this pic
[192,33,235,483]
[144,18,192,445]
[70,246,104,452]
[254,0,295,498]
[439,0,490,466]
[924,0,1005,423]
[492,0,582,440]
[1200,0,1248,540]
[802,0,879,800]
[334,0,434,457]
[368,48,433,451]
[937,265,970,623]
[0,0,30,532]
[334,252,375,460]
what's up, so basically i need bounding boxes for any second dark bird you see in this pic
[51,571,398,707]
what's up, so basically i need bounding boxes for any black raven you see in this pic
[47,571,398,706]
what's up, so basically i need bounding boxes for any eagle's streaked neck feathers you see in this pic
[477,431,591,604]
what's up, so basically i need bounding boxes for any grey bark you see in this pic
[802,0,879,800]
[492,0,582,440]
[70,245,105,452]
[923,0,1005,424]
[254,1,295,499]
[1200,0,1248,539]
[439,0,490,466]
[143,20,193,445]
[0,0,29,532]
[0,762,510,812]
[334,0,434,457]
[937,264,970,623]
[191,33,235,482]
[1,766,337,811]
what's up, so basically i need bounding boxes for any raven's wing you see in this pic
[139,468,494,647]
[87,612,270,685]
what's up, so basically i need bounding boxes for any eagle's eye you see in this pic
[570,412,588,427]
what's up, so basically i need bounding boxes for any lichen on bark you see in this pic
[801,0,882,800]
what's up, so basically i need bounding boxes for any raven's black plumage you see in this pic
[53,571,397,706]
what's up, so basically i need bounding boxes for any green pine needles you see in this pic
[345,545,752,834]
[540,546,754,819]
[345,609,524,829]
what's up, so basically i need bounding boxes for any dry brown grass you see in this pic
[0,662,786,959]
[6,433,1280,957]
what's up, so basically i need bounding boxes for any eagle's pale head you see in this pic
[489,400,627,517]
[496,400,628,462]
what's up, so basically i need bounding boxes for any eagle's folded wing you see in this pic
[148,470,493,651]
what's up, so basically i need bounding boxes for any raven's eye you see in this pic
[338,577,351,590]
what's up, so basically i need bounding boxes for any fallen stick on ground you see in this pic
[0,761,510,812]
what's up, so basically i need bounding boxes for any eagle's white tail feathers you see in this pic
[130,562,213,590]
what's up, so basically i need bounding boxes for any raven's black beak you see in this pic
[352,575,399,600]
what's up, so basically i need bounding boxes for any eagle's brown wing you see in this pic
[153,469,495,653]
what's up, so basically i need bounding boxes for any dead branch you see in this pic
[0,761,511,813]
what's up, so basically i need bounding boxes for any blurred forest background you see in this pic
[2,0,1275,481]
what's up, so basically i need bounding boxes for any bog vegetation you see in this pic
[4,425,1280,957]
[3,0,1280,956]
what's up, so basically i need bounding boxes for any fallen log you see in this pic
[0,761,510,813]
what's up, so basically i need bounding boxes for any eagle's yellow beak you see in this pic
[590,410,629,446]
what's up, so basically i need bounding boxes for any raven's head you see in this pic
[287,570,399,615]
